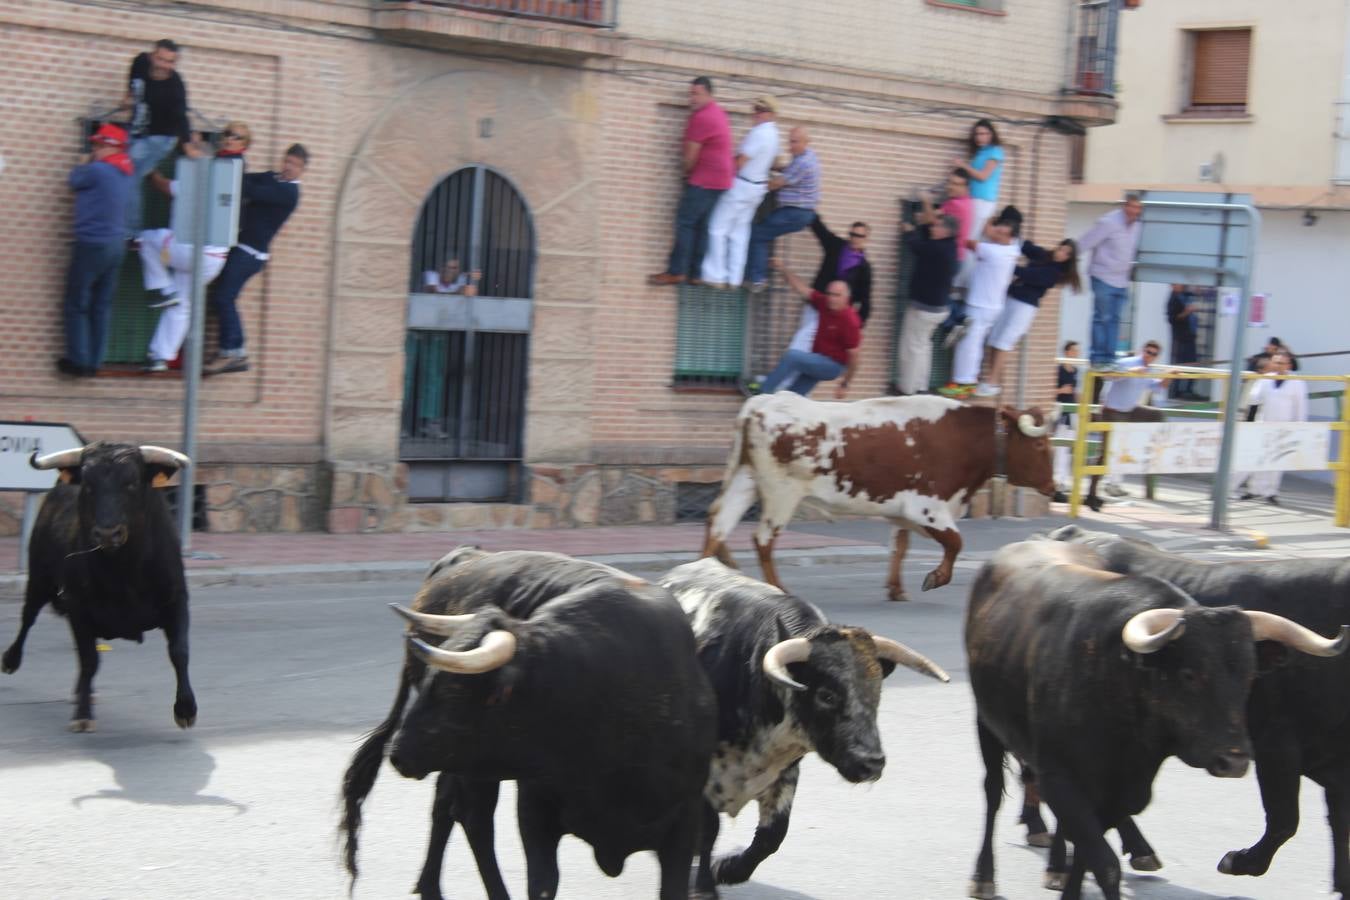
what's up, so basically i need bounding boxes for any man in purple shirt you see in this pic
[746,127,821,290]
[1078,193,1144,368]
[649,76,733,285]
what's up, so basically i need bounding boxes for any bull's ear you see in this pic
[57,467,81,485]
[878,658,898,678]
[146,466,177,489]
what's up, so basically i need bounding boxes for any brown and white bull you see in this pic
[701,393,1055,601]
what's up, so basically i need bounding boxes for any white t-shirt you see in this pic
[1100,355,1165,412]
[736,121,779,184]
[424,269,469,294]
[965,240,1021,310]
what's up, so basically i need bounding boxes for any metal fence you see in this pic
[1070,0,1121,98]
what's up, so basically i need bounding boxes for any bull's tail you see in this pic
[702,402,762,567]
[339,658,415,888]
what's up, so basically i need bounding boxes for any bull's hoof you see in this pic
[175,713,197,729]
[711,852,753,886]
[1026,831,1053,848]
[69,718,96,733]
[1130,853,1163,872]
[1043,871,1067,891]
[887,586,909,602]
[921,570,945,592]
[967,879,996,900]
[1218,849,1268,876]
[1,648,20,673]
[174,698,197,729]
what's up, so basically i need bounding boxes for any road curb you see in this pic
[0,545,896,602]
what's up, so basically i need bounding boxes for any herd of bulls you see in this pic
[5,390,1350,900]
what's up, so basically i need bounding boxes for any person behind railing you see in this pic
[700,96,779,290]
[974,236,1081,398]
[1052,340,1081,502]
[951,118,1004,240]
[1083,339,1171,510]
[1248,336,1298,373]
[648,76,733,287]
[423,257,478,296]
[119,39,195,242]
[1078,193,1143,370]
[756,258,860,399]
[937,207,1022,400]
[1166,283,1202,400]
[57,124,133,379]
[893,214,958,396]
[1233,350,1307,506]
[136,124,249,373]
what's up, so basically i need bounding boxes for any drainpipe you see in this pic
[1336,0,1350,184]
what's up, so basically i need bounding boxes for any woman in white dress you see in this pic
[1240,350,1308,504]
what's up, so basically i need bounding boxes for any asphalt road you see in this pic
[0,555,1334,899]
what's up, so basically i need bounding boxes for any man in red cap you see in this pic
[58,123,133,377]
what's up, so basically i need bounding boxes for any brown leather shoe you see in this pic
[647,272,686,286]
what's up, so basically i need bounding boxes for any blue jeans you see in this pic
[746,205,817,284]
[941,299,967,331]
[63,239,125,370]
[126,134,177,238]
[210,247,266,352]
[761,349,844,396]
[1089,276,1129,365]
[666,184,724,278]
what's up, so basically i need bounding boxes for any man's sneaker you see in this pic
[1103,483,1128,498]
[747,281,768,294]
[147,290,179,309]
[203,354,250,376]
[937,382,974,399]
[942,320,969,349]
[143,358,168,374]
[973,382,1002,398]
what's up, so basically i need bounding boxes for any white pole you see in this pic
[178,157,211,551]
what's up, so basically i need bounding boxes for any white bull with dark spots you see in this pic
[701,394,1055,601]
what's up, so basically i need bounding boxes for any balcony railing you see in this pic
[1069,0,1120,98]
[380,0,615,28]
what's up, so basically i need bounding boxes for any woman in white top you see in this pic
[1240,351,1308,504]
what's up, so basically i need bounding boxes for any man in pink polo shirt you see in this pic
[649,75,733,286]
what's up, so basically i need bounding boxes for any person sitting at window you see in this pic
[423,258,478,296]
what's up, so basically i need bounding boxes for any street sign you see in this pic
[1134,190,1254,286]
[171,156,242,247]
[0,421,84,491]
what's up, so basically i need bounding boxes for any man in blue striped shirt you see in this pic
[746,127,821,290]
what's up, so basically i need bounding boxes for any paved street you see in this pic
[0,545,1336,899]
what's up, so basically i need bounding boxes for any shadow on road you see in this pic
[70,737,247,814]
[1008,842,1258,900]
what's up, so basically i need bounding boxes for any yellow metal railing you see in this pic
[1067,368,1350,527]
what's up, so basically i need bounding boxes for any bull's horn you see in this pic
[1121,608,1186,654]
[872,636,951,683]
[1017,413,1049,438]
[139,446,191,469]
[407,630,517,675]
[1246,611,1349,658]
[389,603,477,637]
[30,447,86,470]
[762,637,811,692]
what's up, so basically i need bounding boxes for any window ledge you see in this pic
[1163,110,1252,125]
[924,0,1006,16]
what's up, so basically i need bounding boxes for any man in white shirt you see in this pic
[1085,340,1170,507]
[423,258,478,295]
[700,96,779,289]
[940,212,1021,397]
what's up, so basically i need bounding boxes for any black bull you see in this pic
[1043,524,1350,896]
[966,539,1345,900]
[2,442,196,733]
[339,548,716,900]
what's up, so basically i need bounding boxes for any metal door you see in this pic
[401,167,535,502]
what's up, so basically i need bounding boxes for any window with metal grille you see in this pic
[1188,29,1252,112]
[925,0,1005,13]
[673,284,746,390]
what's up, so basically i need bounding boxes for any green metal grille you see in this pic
[105,156,178,364]
[673,284,746,387]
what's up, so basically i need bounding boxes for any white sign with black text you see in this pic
[1107,421,1333,475]
[0,421,84,491]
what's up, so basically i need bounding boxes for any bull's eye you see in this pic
[815,687,840,709]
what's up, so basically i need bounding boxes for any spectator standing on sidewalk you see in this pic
[700,96,779,289]
[1078,193,1144,368]
[974,237,1080,397]
[203,142,308,376]
[1166,283,1201,399]
[58,123,134,378]
[952,119,1004,236]
[122,39,193,240]
[649,76,732,286]
[938,209,1022,399]
[894,214,958,395]
[746,127,821,290]
[1235,350,1307,505]
[758,259,860,398]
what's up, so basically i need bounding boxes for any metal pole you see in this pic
[178,156,211,551]
[1012,338,1029,517]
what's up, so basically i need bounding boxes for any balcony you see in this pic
[1057,0,1125,127]
[372,0,620,59]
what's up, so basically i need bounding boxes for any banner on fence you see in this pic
[1107,421,1332,475]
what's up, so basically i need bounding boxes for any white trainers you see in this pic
[973,383,1002,398]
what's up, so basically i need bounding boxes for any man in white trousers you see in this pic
[938,212,1020,399]
[700,96,779,288]
[138,227,229,372]
[1235,350,1307,505]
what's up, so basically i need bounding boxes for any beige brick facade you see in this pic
[0,0,1111,534]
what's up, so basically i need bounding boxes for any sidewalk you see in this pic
[1,475,1344,600]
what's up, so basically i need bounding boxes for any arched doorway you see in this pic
[401,166,535,502]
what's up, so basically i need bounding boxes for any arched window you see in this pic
[401,167,535,502]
